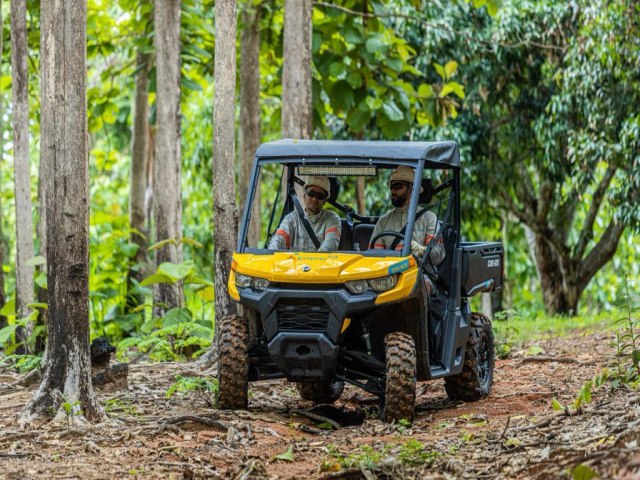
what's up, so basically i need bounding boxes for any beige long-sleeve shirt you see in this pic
[268,209,341,251]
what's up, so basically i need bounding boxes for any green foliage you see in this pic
[62,400,83,427]
[273,445,296,462]
[572,464,598,480]
[166,374,218,407]
[0,353,41,373]
[323,440,438,472]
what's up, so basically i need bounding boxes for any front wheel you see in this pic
[217,314,249,409]
[381,332,417,423]
[444,312,494,401]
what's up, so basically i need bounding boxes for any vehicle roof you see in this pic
[255,139,460,168]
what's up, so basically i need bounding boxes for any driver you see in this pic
[371,166,444,263]
[268,175,341,251]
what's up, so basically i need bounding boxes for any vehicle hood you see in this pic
[232,252,414,283]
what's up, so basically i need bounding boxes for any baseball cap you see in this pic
[303,175,330,196]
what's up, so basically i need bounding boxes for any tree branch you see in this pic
[574,165,617,261]
[578,220,626,287]
[313,1,566,52]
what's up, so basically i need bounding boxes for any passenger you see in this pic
[268,175,341,251]
[372,166,444,265]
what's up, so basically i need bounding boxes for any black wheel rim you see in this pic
[478,333,492,387]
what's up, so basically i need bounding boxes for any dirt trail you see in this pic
[1,327,639,479]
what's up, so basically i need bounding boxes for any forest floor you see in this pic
[1,324,639,479]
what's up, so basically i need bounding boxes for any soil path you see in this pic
[1,326,638,479]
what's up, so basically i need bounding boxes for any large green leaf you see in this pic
[329,80,355,112]
[162,307,193,328]
[158,261,195,282]
[0,324,19,344]
[382,99,404,122]
[139,272,176,287]
[365,33,388,54]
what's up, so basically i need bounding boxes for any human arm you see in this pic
[318,211,341,251]
[412,211,444,264]
[267,213,295,250]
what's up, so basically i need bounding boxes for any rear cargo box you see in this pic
[460,242,504,297]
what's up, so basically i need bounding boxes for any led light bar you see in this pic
[298,166,377,176]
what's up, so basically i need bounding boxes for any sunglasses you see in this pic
[305,189,327,201]
[390,182,410,191]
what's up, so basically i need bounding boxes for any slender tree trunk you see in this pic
[213,0,238,333]
[154,0,183,313]
[127,52,152,310]
[11,0,35,352]
[22,0,103,423]
[281,0,312,139]
[0,6,5,330]
[239,3,261,246]
[36,0,56,355]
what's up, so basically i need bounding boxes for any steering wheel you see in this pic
[368,230,406,250]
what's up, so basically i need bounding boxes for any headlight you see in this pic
[345,280,368,294]
[368,275,397,292]
[235,273,253,288]
[235,273,270,291]
[345,275,398,294]
[252,277,270,291]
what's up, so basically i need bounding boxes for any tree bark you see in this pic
[213,0,239,329]
[36,0,56,354]
[281,0,312,139]
[22,0,103,423]
[127,52,152,309]
[11,0,35,351]
[239,3,261,247]
[0,5,5,330]
[154,0,183,313]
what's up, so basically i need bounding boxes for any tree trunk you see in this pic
[0,5,5,330]
[11,0,36,352]
[127,51,152,310]
[36,0,57,354]
[154,0,183,313]
[281,0,312,139]
[22,0,103,423]
[239,3,261,247]
[531,233,576,315]
[213,0,238,331]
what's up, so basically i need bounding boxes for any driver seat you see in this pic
[352,224,375,251]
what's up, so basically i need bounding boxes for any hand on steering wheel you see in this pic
[368,230,405,250]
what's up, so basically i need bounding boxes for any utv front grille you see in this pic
[276,298,329,331]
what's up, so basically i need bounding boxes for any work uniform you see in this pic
[371,206,444,264]
[268,209,341,251]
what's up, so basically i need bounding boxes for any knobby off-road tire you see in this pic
[444,312,495,401]
[382,332,417,423]
[296,381,345,404]
[217,314,249,410]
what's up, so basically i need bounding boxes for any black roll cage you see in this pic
[237,155,461,259]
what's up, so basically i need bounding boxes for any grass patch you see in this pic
[494,310,616,345]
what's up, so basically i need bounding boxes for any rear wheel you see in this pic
[297,381,344,404]
[217,314,249,409]
[444,312,494,401]
[381,332,417,423]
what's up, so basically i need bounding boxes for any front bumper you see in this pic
[238,287,378,380]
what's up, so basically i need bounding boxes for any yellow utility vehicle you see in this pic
[219,140,503,422]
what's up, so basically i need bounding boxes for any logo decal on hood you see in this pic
[301,265,311,272]
[388,259,410,275]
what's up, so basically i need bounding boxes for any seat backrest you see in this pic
[435,224,457,293]
[338,219,352,250]
[352,223,375,251]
